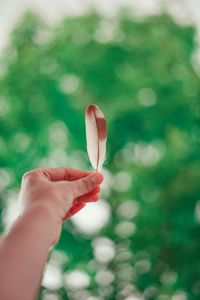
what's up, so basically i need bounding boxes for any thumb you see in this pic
[70,172,103,198]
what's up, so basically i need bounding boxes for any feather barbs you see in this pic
[85,104,107,171]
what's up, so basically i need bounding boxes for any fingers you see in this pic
[73,192,99,205]
[91,186,101,193]
[70,172,103,198]
[65,169,94,181]
[84,186,101,194]
[63,203,86,221]
[73,186,100,203]
[40,168,94,182]
[63,184,101,221]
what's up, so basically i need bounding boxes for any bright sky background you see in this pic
[1,0,200,53]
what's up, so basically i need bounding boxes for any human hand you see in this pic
[20,168,103,244]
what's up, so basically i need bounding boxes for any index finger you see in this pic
[41,168,95,182]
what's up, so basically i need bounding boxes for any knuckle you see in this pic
[90,177,96,188]
[65,168,71,181]
[83,176,97,192]
[22,171,32,181]
[22,170,38,182]
[82,178,91,192]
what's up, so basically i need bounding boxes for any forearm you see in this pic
[0,204,58,300]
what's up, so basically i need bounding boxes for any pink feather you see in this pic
[85,104,107,171]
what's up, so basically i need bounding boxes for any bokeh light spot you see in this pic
[138,87,157,107]
[115,221,136,238]
[42,264,62,290]
[113,171,132,192]
[59,74,80,94]
[117,200,139,220]
[92,237,116,264]
[95,269,115,286]
[64,270,90,289]
[72,200,111,235]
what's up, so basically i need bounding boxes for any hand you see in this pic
[20,168,103,244]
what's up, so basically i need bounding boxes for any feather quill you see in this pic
[85,104,107,171]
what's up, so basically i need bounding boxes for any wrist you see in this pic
[22,202,61,246]
[23,201,60,222]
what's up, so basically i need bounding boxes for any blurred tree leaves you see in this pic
[1,10,200,300]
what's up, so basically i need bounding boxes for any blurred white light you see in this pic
[192,48,200,75]
[195,200,200,223]
[134,259,151,274]
[101,169,113,196]
[72,200,111,235]
[117,263,133,281]
[39,149,68,168]
[40,57,59,76]
[96,269,115,286]
[93,237,116,263]
[0,96,10,117]
[94,20,121,43]
[92,0,120,17]
[160,271,177,285]
[42,264,62,290]
[112,171,132,192]
[64,270,90,289]
[13,132,31,153]
[115,221,136,238]
[88,297,103,300]
[171,291,188,300]
[167,1,191,25]
[123,0,161,17]
[48,121,68,148]
[117,200,139,219]
[124,295,144,300]
[0,168,11,192]
[43,292,60,300]
[1,0,200,56]
[133,143,161,166]
[49,149,68,166]
[97,285,113,297]
[34,28,52,45]
[138,88,157,107]
[116,250,132,262]
[70,289,92,300]
[49,250,69,267]
[68,150,87,169]
[59,74,80,94]
[2,189,20,231]
[143,286,159,299]
[114,149,129,169]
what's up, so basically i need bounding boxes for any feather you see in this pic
[85,104,107,171]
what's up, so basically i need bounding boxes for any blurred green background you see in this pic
[0,6,200,300]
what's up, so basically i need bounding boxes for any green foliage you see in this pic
[0,10,200,299]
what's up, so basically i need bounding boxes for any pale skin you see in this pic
[0,167,103,300]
